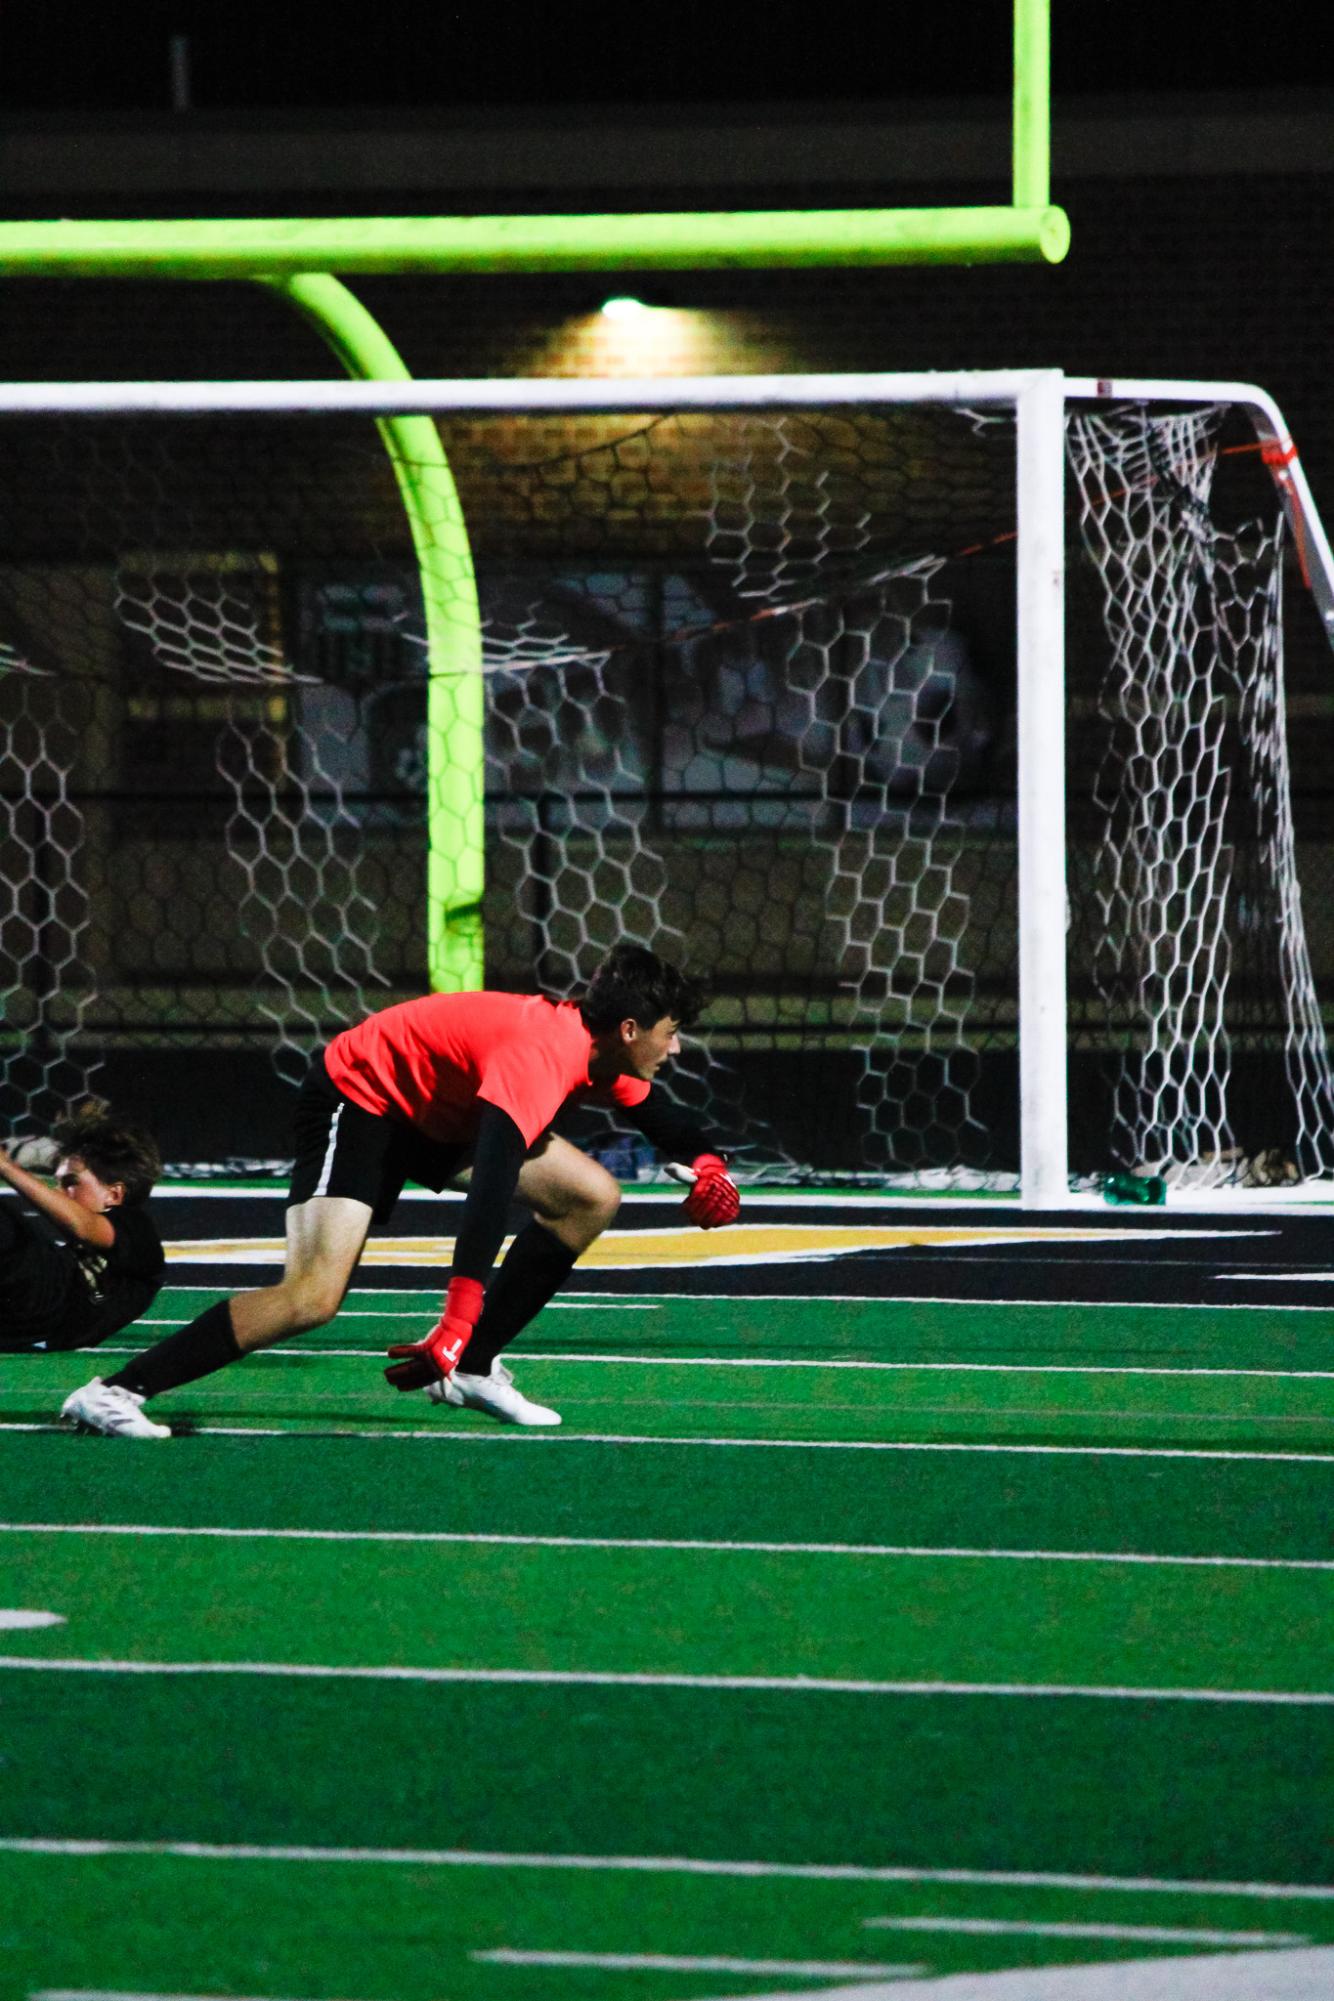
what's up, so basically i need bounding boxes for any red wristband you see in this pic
[443,1274,485,1328]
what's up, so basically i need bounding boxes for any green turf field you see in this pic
[2,1275,1332,2000]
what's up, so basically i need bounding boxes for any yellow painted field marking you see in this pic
[164,1222,1226,1271]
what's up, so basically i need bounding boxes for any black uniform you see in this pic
[0,1199,165,1351]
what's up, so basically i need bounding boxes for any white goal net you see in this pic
[0,371,1330,1196]
[1067,402,1334,1189]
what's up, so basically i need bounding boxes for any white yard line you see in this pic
[2,1523,1328,1572]
[865,1919,1306,1945]
[504,1355,1334,1379]
[473,1950,925,1976]
[32,1993,342,2001]
[363,1288,1323,1306]
[146,1188,1008,1206]
[149,1284,1334,1314]
[30,1981,924,2001]
[131,1305,656,1325]
[5,1839,1332,1900]
[1221,1273,1334,1283]
[5,1423,1332,1460]
[87,1345,1334,1379]
[146,1184,1334,1212]
[0,1656,1328,1704]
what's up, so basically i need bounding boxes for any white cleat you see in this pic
[61,1377,171,1439]
[426,1361,561,1427]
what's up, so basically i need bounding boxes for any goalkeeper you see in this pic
[60,944,739,1439]
[0,1101,164,1353]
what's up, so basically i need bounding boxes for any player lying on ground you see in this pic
[61,943,739,1439]
[0,1102,164,1353]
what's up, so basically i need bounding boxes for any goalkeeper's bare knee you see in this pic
[555,1162,621,1249]
[273,1273,345,1336]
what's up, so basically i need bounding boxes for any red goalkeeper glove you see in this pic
[384,1275,483,1390]
[668,1153,740,1230]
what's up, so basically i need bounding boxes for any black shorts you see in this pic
[287,1055,469,1223]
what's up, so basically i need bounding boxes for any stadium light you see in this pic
[600,293,671,319]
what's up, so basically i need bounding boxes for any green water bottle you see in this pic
[1102,1171,1167,1206]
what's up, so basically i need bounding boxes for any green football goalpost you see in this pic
[0,0,1065,1001]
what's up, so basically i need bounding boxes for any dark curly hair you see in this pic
[50,1099,161,1208]
[577,944,710,1033]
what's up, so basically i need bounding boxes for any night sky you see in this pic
[0,5,1322,114]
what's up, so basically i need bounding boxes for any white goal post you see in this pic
[0,367,1330,1205]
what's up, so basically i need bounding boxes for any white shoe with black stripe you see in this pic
[61,1377,171,1439]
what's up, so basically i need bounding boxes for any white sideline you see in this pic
[3,1523,1330,1572]
[1,1657,1329,1703]
[5,1838,1332,1900]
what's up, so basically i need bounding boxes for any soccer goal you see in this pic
[0,369,1330,1202]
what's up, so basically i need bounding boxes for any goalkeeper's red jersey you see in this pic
[322,990,650,1148]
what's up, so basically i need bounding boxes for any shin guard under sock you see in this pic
[464,1220,578,1375]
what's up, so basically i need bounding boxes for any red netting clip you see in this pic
[1255,438,1314,584]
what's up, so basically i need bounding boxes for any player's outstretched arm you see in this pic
[0,1141,118,1248]
[622,1089,740,1229]
[384,1101,529,1389]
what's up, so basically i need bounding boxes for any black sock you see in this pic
[464,1221,578,1375]
[107,1299,241,1401]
